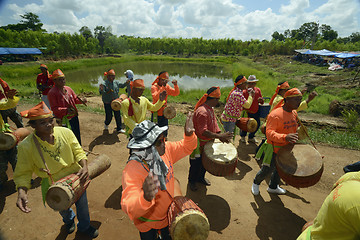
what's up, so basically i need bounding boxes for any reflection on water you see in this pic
[65,61,234,90]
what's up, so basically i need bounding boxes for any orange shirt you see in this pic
[121,133,197,232]
[151,83,179,116]
[266,107,298,153]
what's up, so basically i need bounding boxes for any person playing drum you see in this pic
[121,79,167,135]
[220,75,254,136]
[151,71,180,137]
[0,86,20,191]
[251,88,303,196]
[99,69,127,133]
[189,87,233,191]
[13,102,99,238]
[121,115,197,240]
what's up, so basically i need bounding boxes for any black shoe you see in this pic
[79,225,99,238]
[189,182,198,191]
[66,220,76,234]
[199,178,211,186]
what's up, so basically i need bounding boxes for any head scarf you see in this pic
[195,86,221,110]
[132,79,145,89]
[152,72,169,85]
[272,87,302,110]
[51,69,65,80]
[40,64,48,70]
[104,69,115,76]
[226,75,247,102]
[269,81,290,106]
[124,70,134,80]
[21,101,53,120]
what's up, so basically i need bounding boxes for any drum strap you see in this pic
[33,135,55,184]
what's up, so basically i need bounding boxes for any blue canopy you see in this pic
[334,53,360,58]
[303,49,336,56]
[0,47,42,55]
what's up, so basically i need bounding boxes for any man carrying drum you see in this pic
[121,116,197,240]
[0,87,20,191]
[48,69,87,145]
[251,88,303,196]
[13,102,98,238]
[220,75,254,136]
[189,87,233,191]
[151,71,180,137]
[99,69,127,133]
[121,79,167,135]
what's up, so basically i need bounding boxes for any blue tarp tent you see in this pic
[334,53,360,58]
[0,47,42,55]
[303,49,336,56]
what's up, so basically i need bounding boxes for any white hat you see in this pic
[247,75,259,82]
[124,70,134,80]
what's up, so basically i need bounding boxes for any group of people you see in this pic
[2,65,359,240]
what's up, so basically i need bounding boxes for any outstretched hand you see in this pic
[16,188,31,213]
[184,112,195,136]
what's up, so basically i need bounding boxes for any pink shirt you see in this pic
[121,133,197,232]
[221,88,247,122]
[243,87,262,114]
[48,86,82,119]
[193,103,221,146]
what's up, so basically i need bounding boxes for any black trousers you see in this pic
[253,153,280,189]
[104,103,122,131]
[69,116,81,145]
[188,155,206,184]
[139,226,171,240]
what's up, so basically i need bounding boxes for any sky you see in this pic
[0,0,359,41]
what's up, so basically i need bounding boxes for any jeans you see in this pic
[253,153,280,189]
[104,103,122,131]
[240,111,260,139]
[59,190,90,232]
[69,116,81,145]
[0,147,17,186]
[139,226,171,240]
[0,107,24,128]
[188,155,206,184]
[223,121,236,133]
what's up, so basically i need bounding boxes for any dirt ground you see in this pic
[1,100,360,240]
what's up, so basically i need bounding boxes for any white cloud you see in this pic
[280,0,310,15]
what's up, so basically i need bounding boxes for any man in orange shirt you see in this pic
[251,88,302,196]
[151,71,180,137]
[121,115,197,240]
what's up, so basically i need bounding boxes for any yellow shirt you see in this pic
[13,126,87,189]
[298,172,360,240]
[121,96,165,133]
[0,96,19,131]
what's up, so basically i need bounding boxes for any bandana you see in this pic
[52,69,65,80]
[132,79,145,89]
[272,88,302,110]
[195,87,221,110]
[104,69,115,76]
[21,101,53,120]
[269,81,290,106]
[152,72,169,85]
[40,64,48,70]
[226,75,247,102]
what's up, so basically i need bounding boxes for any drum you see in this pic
[259,103,270,119]
[163,106,176,119]
[46,154,111,211]
[202,139,238,176]
[168,196,209,240]
[276,144,324,188]
[235,117,258,133]
[0,128,31,150]
[111,94,128,111]
[46,173,91,211]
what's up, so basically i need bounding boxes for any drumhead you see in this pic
[111,99,122,111]
[0,132,17,150]
[172,210,209,240]
[246,118,258,133]
[203,140,237,164]
[276,144,323,177]
[163,106,176,119]
[46,183,73,211]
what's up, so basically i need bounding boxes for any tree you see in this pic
[20,12,46,32]
[94,26,112,53]
[320,24,338,41]
[271,31,285,41]
[349,32,360,43]
[79,26,93,40]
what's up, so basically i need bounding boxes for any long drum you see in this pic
[0,128,31,150]
[111,94,128,111]
[46,154,111,211]
[235,118,258,133]
[168,196,209,240]
[202,140,238,176]
[276,144,323,188]
[163,106,176,119]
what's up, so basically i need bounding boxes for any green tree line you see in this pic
[1,12,359,60]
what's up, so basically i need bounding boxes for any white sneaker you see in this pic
[117,129,126,134]
[104,124,109,130]
[251,183,260,195]
[267,186,286,195]
[240,136,246,143]
[248,138,258,144]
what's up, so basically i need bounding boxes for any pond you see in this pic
[65,61,234,91]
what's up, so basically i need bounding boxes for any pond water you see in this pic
[65,61,234,91]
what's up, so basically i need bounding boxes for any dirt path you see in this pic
[1,102,360,240]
